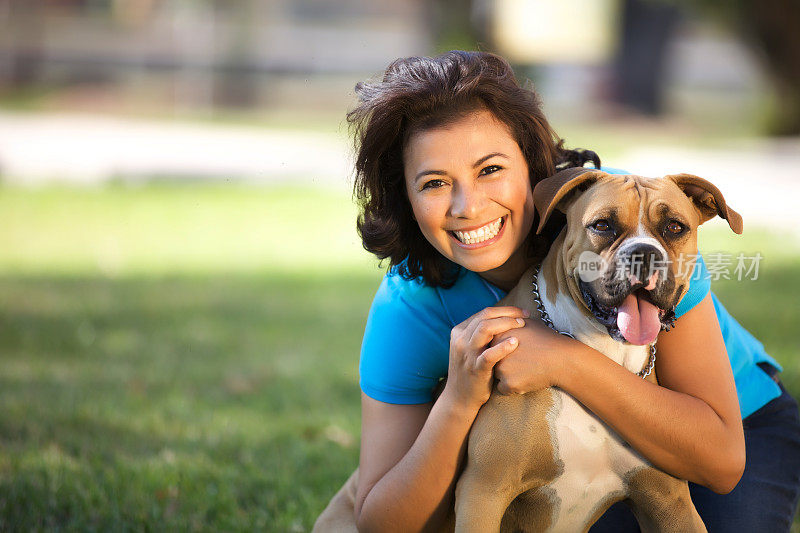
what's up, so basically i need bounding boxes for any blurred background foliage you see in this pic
[1,0,798,530]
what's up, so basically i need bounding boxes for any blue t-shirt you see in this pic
[359,256,782,418]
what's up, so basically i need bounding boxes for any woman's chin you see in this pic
[451,252,509,274]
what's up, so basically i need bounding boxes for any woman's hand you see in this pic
[492,319,570,394]
[442,306,529,412]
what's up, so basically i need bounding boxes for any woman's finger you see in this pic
[456,306,529,336]
[468,306,530,324]
[454,306,528,348]
[466,316,526,349]
[476,336,518,372]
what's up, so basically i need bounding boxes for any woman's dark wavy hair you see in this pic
[348,50,599,287]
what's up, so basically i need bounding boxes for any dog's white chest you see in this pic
[546,391,647,528]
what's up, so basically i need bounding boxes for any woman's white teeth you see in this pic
[454,217,503,244]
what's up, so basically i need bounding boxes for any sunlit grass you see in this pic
[0,184,375,276]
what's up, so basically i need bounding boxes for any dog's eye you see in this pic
[590,219,612,233]
[665,220,685,235]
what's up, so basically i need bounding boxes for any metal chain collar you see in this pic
[531,264,656,379]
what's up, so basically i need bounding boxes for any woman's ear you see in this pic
[533,168,606,234]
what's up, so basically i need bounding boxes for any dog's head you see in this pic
[534,168,742,345]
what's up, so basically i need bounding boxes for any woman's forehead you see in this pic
[403,110,519,168]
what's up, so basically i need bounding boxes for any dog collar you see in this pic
[531,264,656,379]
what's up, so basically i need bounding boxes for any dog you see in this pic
[453,167,743,532]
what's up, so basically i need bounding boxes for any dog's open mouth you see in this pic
[580,282,676,345]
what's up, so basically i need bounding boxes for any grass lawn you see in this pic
[1,184,798,531]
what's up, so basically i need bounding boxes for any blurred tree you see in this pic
[736,0,800,136]
[666,0,800,135]
[429,0,485,53]
[2,0,45,88]
[613,0,682,116]
[213,0,258,108]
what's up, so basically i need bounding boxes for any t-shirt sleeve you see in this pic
[674,254,711,318]
[359,273,451,404]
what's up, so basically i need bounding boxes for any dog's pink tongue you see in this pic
[617,292,660,345]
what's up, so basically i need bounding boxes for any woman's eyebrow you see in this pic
[414,169,447,183]
[473,152,509,167]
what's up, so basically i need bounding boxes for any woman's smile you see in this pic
[449,215,506,247]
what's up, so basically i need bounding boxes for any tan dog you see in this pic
[453,168,743,532]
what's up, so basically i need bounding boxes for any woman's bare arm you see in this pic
[355,392,476,532]
[493,293,745,493]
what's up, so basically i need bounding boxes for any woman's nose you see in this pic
[449,183,482,219]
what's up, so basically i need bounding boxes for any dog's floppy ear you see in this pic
[533,167,606,234]
[665,173,743,234]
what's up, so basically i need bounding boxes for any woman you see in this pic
[316,51,800,531]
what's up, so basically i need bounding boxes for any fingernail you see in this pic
[508,337,518,345]
[523,309,531,318]
[516,318,525,326]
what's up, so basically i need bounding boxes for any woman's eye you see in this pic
[590,219,612,232]
[665,220,685,235]
[421,179,446,190]
[479,165,502,176]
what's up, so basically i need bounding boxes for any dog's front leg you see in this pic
[454,391,561,532]
[453,466,520,532]
[625,467,706,533]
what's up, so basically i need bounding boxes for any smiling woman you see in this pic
[348,51,587,291]
[403,110,535,290]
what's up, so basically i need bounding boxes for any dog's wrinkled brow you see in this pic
[584,207,619,225]
[654,203,691,227]
[637,179,660,191]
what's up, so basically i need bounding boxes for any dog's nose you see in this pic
[620,243,666,286]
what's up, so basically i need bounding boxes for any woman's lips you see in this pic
[449,216,507,249]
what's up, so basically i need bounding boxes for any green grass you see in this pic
[0,184,798,530]
[0,272,371,531]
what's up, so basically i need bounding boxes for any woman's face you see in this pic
[403,109,536,286]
